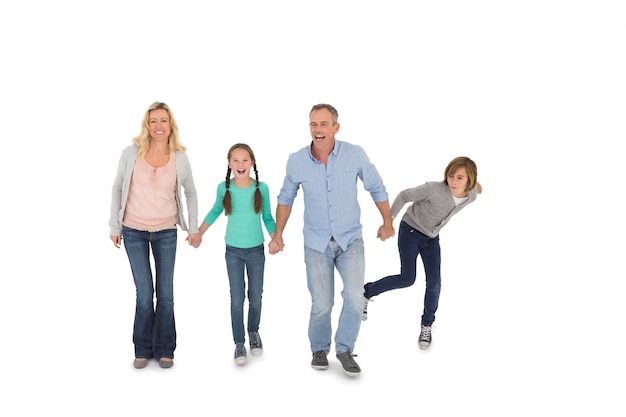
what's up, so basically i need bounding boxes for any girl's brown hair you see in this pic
[444,156,478,192]
[223,143,262,215]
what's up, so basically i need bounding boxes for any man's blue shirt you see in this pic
[277,140,388,252]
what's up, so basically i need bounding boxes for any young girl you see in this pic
[362,156,482,350]
[200,143,276,365]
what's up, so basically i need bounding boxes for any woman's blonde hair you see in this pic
[132,101,186,158]
[444,156,478,192]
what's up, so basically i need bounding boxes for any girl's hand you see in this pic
[268,236,284,254]
[186,233,202,248]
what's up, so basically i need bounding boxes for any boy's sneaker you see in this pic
[418,325,432,350]
[311,351,329,370]
[336,351,361,376]
[249,331,263,357]
[362,297,371,321]
[234,343,247,365]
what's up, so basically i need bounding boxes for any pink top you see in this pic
[123,152,178,232]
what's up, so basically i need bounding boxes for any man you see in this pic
[269,103,394,376]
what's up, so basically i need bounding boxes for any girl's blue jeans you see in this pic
[225,244,265,345]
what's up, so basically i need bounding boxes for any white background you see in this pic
[1,0,625,415]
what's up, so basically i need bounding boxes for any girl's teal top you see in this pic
[203,179,276,248]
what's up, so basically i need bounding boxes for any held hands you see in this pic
[377,223,395,241]
[268,234,284,255]
[186,232,202,248]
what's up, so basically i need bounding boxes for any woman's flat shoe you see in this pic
[133,358,149,369]
[158,358,174,369]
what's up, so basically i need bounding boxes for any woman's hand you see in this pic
[110,235,122,248]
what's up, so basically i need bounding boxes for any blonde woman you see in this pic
[109,102,201,369]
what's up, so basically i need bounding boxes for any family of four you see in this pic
[108,101,481,376]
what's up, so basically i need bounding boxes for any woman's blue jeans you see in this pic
[364,221,441,326]
[122,226,177,359]
[225,244,265,345]
[304,238,365,355]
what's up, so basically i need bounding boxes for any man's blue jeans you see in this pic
[364,221,441,326]
[225,244,265,345]
[304,238,365,355]
[122,226,177,359]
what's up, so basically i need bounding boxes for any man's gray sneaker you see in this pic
[249,331,263,357]
[418,325,432,350]
[311,351,329,370]
[336,351,361,376]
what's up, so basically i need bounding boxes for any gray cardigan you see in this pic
[108,144,199,236]
[391,181,478,238]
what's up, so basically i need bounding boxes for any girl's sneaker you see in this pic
[234,343,247,365]
[249,331,263,357]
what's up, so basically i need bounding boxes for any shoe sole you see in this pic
[250,348,263,357]
[343,369,361,376]
[311,364,329,370]
[235,356,247,365]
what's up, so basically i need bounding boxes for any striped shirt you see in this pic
[277,140,389,252]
